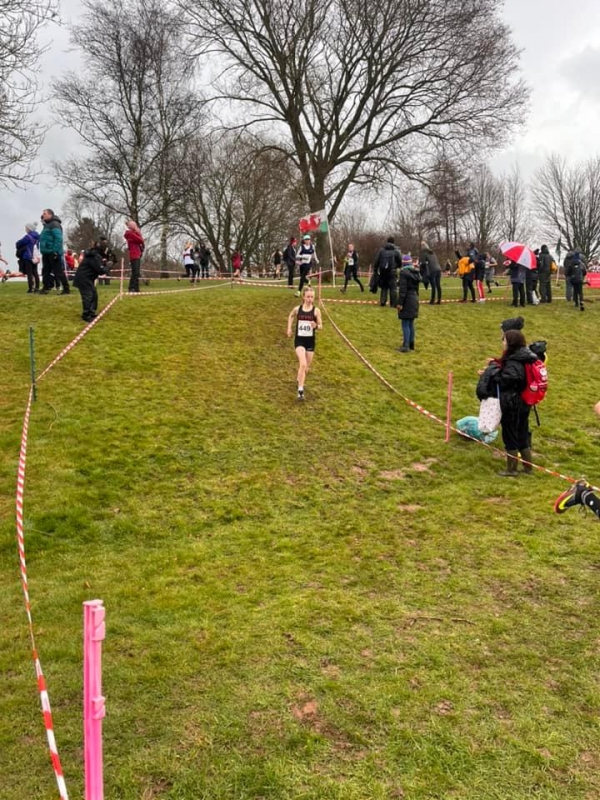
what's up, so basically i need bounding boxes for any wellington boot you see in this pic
[520,448,533,474]
[498,450,519,477]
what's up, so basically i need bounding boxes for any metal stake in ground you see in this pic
[29,326,37,401]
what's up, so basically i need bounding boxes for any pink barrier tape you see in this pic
[16,386,69,800]
[37,296,121,383]
[84,601,106,800]
[321,301,600,492]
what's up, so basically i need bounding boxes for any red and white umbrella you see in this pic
[499,241,537,270]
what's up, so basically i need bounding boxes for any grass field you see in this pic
[1,278,599,800]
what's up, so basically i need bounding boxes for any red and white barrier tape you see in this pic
[37,296,120,382]
[16,388,69,799]
[321,301,599,492]
[322,296,509,306]
[126,282,231,297]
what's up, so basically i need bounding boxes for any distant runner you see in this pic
[295,234,318,297]
[287,286,323,401]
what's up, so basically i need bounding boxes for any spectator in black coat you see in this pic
[371,237,401,307]
[283,237,297,287]
[396,254,421,352]
[565,252,587,311]
[420,241,442,304]
[494,329,538,476]
[537,245,553,303]
[73,244,107,323]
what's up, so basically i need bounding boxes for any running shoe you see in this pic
[297,389,305,401]
[554,480,591,514]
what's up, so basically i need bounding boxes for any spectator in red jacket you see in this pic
[124,220,144,292]
[232,250,242,278]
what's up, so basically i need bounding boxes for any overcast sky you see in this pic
[2,0,600,262]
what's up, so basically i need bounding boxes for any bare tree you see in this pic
[0,0,57,184]
[425,157,470,257]
[465,165,503,251]
[179,0,528,225]
[498,164,532,243]
[54,0,203,267]
[532,155,600,258]
[173,133,305,272]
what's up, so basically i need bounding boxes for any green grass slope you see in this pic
[0,279,599,799]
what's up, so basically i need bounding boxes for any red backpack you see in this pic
[521,360,548,405]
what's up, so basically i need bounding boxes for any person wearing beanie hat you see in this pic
[500,316,525,333]
[396,254,422,352]
[371,236,401,306]
[15,223,41,293]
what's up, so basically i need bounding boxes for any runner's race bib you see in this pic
[297,320,314,337]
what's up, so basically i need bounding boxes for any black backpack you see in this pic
[379,249,395,274]
[571,263,584,282]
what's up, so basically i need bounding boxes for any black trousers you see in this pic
[201,263,209,278]
[430,272,442,303]
[20,259,39,291]
[286,261,295,286]
[462,277,475,301]
[298,265,311,292]
[343,267,363,291]
[380,285,397,307]
[572,281,584,307]
[76,280,98,319]
[42,252,69,292]
[511,283,525,307]
[128,258,141,292]
[501,406,531,453]
[538,274,552,303]
[526,272,538,304]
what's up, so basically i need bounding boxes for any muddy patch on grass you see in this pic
[379,469,406,480]
[398,504,423,512]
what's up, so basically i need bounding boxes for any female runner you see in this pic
[287,286,323,400]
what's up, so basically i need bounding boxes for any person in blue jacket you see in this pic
[39,209,69,294]
[15,223,41,293]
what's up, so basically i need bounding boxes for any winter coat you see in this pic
[73,248,106,287]
[373,243,401,289]
[565,256,587,284]
[124,228,144,260]
[420,249,441,275]
[537,246,553,276]
[476,362,501,401]
[199,245,211,266]
[15,231,40,262]
[397,266,421,319]
[39,215,64,255]
[457,256,474,278]
[508,261,526,284]
[474,254,487,281]
[496,346,538,414]
[283,243,296,265]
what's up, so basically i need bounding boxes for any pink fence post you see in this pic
[318,267,322,304]
[84,600,106,800]
[445,371,453,443]
[119,257,124,298]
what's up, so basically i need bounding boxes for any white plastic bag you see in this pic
[478,396,502,434]
[532,290,540,306]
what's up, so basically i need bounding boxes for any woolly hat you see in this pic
[501,316,525,333]
[402,254,412,266]
[25,222,38,232]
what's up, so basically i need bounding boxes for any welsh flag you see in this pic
[299,209,328,234]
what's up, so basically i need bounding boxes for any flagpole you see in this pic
[326,220,336,288]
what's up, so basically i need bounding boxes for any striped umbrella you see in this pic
[499,241,537,270]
